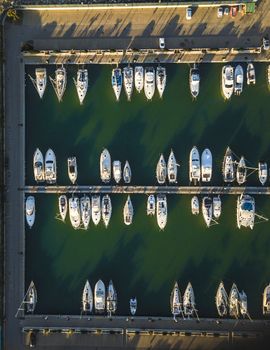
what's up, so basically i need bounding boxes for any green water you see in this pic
[25,64,270,317]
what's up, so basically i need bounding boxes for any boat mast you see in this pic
[49,76,62,102]
[15,283,34,318]
[28,74,39,94]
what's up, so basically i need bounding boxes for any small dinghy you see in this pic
[25,196,35,228]
[80,196,91,230]
[102,194,112,228]
[156,154,167,184]
[167,149,178,184]
[247,63,256,85]
[236,156,247,185]
[123,161,131,184]
[191,196,199,215]
[147,195,155,216]
[123,195,133,225]
[58,195,68,221]
[113,160,122,184]
[67,156,78,184]
[213,196,221,219]
[130,297,137,316]
[258,162,268,185]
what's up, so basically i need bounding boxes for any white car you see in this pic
[217,7,223,18]
[159,37,165,49]
[186,7,192,20]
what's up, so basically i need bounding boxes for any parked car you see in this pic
[159,37,165,49]
[186,7,192,20]
[217,7,223,18]
[230,6,238,17]
[224,7,230,16]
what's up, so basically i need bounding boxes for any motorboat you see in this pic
[201,148,212,182]
[111,68,122,101]
[191,196,199,215]
[247,63,256,85]
[33,148,44,182]
[107,280,117,316]
[221,65,234,100]
[234,64,244,96]
[113,160,122,183]
[26,281,37,313]
[156,154,167,184]
[80,196,91,230]
[189,64,200,99]
[167,149,178,184]
[74,68,88,105]
[123,161,131,184]
[147,195,155,216]
[170,282,183,320]
[215,282,228,317]
[91,195,101,226]
[94,279,106,313]
[222,147,235,183]
[134,66,144,93]
[67,156,78,184]
[82,280,93,313]
[229,283,240,318]
[183,282,197,318]
[263,283,270,315]
[156,66,166,98]
[236,156,247,185]
[58,195,68,221]
[69,197,81,229]
[29,68,47,99]
[144,67,155,100]
[102,194,112,228]
[49,66,67,102]
[239,290,249,318]
[156,194,167,230]
[25,196,35,229]
[258,162,268,185]
[123,66,133,101]
[237,194,255,230]
[130,297,137,316]
[100,149,111,183]
[202,196,213,227]
[213,196,221,219]
[189,146,200,184]
[123,195,133,225]
[45,148,57,184]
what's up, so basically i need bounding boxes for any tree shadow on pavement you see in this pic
[142,20,155,37]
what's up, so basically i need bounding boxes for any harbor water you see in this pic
[25,63,270,317]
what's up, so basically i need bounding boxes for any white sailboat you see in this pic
[123,195,133,225]
[234,64,244,96]
[191,196,199,215]
[26,281,37,313]
[49,66,67,102]
[144,67,155,100]
[123,161,131,184]
[25,196,35,229]
[69,197,81,229]
[267,65,270,87]
[237,194,255,230]
[156,194,167,230]
[80,196,91,230]
[94,279,106,313]
[189,146,200,184]
[202,196,213,227]
[100,149,111,183]
[134,66,144,93]
[213,196,221,219]
[167,149,178,184]
[102,194,112,228]
[229,283,240,318]
[111,68,122,101]
[45,148,57,184]
[74,68,88,105]
[33,148,44,183]
[239,290,249,318]
[216,282,228,317]
[58,195,68,221]
[147,195,155,216]
[258,162,268,185]
[156,154,167,184]
[82,280,93,313]
[67,156,78,184]
[247,63,256,85]
[236,156,247,185]
[170,282,183,320]
[183,282,197,318]
[222,147,235,183]
[201,148,212,182]
[113,160,122,184]
[107,280,117,316]
[29,68,47,99]
[91,195,101,226]
[221,65,234,100]
[189,64,200,99]
[156,66,166,98]
[130,297,137,316]
[263,283,270,315]
[123,66,134,101]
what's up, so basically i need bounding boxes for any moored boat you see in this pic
[221,65,234,100]
[201,148,212,182]
[111,68,122,101]
[123,66,134,101]
[80,196,91,230]
[156,194,167,230]
[213,196,221,219]
[74,68,88,104]
[26,281,37,313]
[130,297,137,316]
[268,65,270,87]
[216,282,228,317]
[156,66,166,98]
[92,195,101,226]
[134,66,144,93]
[189,64,200,99]
[82,280,93,313]
[258,162,268,185]
[239,290,249,318]
[94,279,106,313]
[189,146,200,184]
[107,280,117,316]
[123,161,131,184]
[191,196,199,215]
[167,149,178,184]
[236,156,247,185]
[123,195,133,225]
[263,283,270,315]
[67,156,78,184]
[25,196,35,229]
[33,148,44,183]
[102,194,112,228]
[170,282,183,320]
[144,67,155,100]
[45,148,57,184]
[222,147,235,183]
[247,63,256,85]
[183,282,197,318]
[147,195,155,216]
[234,64,244,96]
[50,66,67,102]
[58,195,68,221]
[100,149,111,183]
[113,160,122,184]
[156,154,167,184]
[202,196,213,227]
[229,283,240,318]
[29,68,47,99]
[69,197,81,229]
[237,194,255,230]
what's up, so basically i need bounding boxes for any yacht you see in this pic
[130,297,137,316]
[201,148,212,182]
[236,156,247,185]
[100,149,111,183]
[213,196,221,219]
[26,281,37,313]
[263,283,270,315]
[67,156,78,184]
[111,68,122,101]
[123,66,134,101]
[183,282,196,318]
[134,66,144,93]
[123,161,131,184]
[239,290,248,318]
[69,197,81,229]
[144,67,155,100]
[202,196,213,227]
[215,282,228,317]
[189,146,200,184]
[74,68,88,105]
[49,66,67,102]
[167,149,178,184]
[247,63,256,85]
[221,65,234,100]
[92,195,101,226]
[94,279,106,313]
[170,282,183,320]
[113,160,122,184]
[237,194,255,230]
[229,283,240,318]
[107,280,117,316]
[45,148,57,184]
[191,196,199,215]
[189,64,200,99]
[25,196,35,229]
[29,68,47,99]
[123,195,133,225]
[234,65,244,96]
[102,194,112,228]
[58,195,68,221]
[156,66,166,98]
[147,195,155,216]
[33,148,44,182]
[80,196,91,230]
[258,162,268,185]
[156,154,167,184]
[156,194,167,230]
[82,280,93,313]
[222,147,235,183]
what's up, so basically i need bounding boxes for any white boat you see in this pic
[234,64,244,96]
[156,66,166,98]
[156,194,167,230]
[202,196,213,227]
[107,280,117,316]
[170,282,183,320]
[123,66,133,101]
[123,161,131,184]
[92,195,101,226]
[144,67,155,100]
[80,196,91,230]
[191,196,199,215]
[229,283,240,318]
[94,279,106,313]
[130,297,137,316]
[147,195,155,216]
[221,65,234,100]
[100,149,111,183]
[222,147,235,183]
[25,196,35,229]
[237,194,255,230]
[247,63,256,85]
[167,149,177,184]
[26,281,37,313]
[258,162,268,185]
[82,280,93,313]
[134,66,144,93]
[213,196,221,219]
[263,283,270,315]
[183,282,197,318]
[189,146,200,183]
[49,66,67,102]
[111,68,122,101]
[58,195,68,221]
[69,197,81,229]
[67,156,78,184]
[74,68,88,105]
[123,195,133,225]
[268,65,270,87]
[236,156,247,185]
[156,154,167,184]
[215,282,228,317]
[113,160,122,183]
[201,148,212,182]
[189,64,200,99]
[33,148,44,182]
[102,194,112,228]
[45,148,57,184]
[29,68,47,99]
[239,290,249,318]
